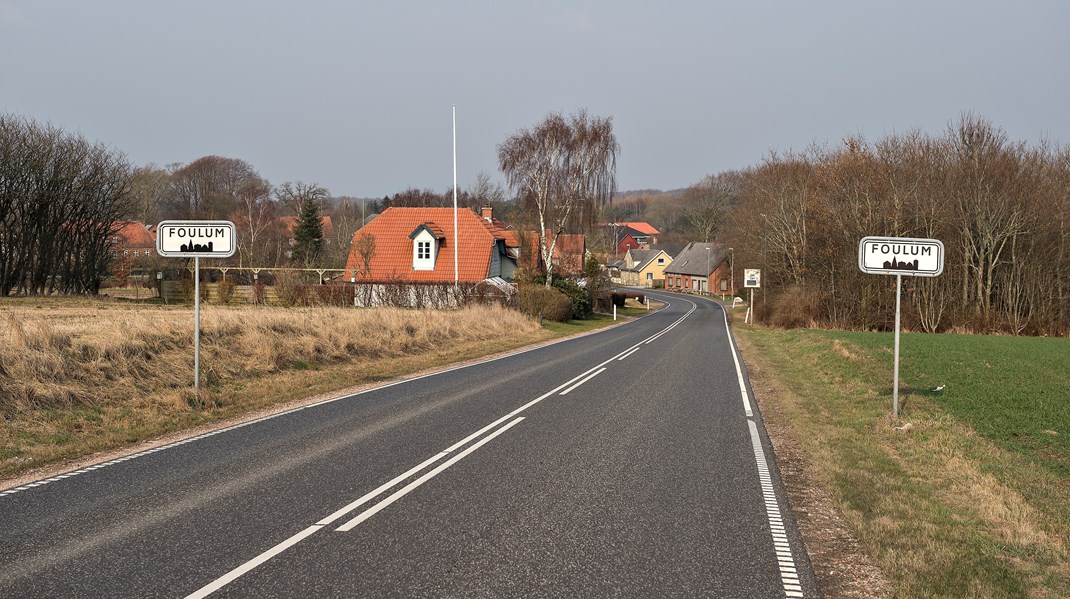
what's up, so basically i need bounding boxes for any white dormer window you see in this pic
[409,224,441,271]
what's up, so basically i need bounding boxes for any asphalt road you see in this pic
[0,291,819,598]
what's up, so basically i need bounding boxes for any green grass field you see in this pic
[734,325,1070,598]
[820,330,1070,477]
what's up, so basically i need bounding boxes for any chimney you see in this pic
[481,205,493,221]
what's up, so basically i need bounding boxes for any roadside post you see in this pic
[156,220,237,393]
[743,269,761,324]
[858,236,944,418]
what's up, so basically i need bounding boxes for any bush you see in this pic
[315,283,353,307]
[180,277,210,303]
[767,285,819,329]
[531,274,592,319]
[216,279,236,304]
[517,285,573,322]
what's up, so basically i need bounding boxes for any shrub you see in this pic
[217,279,236,304]
[517,285,573,322]
[315,283,353,307]
[767,285,819,329]
[531,274,592,319]
[180,277,210,303]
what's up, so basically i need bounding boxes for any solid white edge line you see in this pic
[722,303,753,417]
[336,417,525,532]
[559,368,607,396]
[184,524,323,599]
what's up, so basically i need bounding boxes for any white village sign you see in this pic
[859,236,944,277]
[858,236,945,418]
[156,220,237,392]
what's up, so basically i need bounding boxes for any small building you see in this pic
[663,242,734,296]
[619,248,672,288]
[343,207,518,306]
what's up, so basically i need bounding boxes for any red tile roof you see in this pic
[615,221,660,236]
[344,207,508,283]
[521,231,586,275]
[115,221,155,248]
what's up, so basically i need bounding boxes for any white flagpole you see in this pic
[452,105,459,290]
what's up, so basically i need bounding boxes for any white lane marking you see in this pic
[559,368,606,396]
[188,416,525,598]
[336,417,525,532]
[616,345,642,361]
[184,524,323,599]
[315,451,451,527]
[722,304,753,417]
[174,304,701,595]
[748,419,804,598]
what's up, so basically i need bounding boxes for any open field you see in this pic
[734,325,1070,598]
[0,298,567,480]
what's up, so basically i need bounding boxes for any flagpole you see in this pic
[452,105,459,290]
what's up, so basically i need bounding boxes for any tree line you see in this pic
[721,114,1070,336]
[0,114,135,295]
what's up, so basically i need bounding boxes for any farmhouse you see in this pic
[663,242,734,295]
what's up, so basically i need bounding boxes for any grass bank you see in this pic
[2,298,599,480]
[734,325,1070,597]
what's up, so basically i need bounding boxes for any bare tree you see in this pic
[274,181,329,216]
[682,172,742,242]
[232,177,276,268]
[498,110,618,286]
[160,156,258,220]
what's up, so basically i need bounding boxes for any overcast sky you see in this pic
[2,1,1067,198]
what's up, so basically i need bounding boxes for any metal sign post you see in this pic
[858,236,944,418]
[194,257,201,391]
[156,220,236,393]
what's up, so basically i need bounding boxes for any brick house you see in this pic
[663,242,734,295]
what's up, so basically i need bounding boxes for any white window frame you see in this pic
[412,230,436,271]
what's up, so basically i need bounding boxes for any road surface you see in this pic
[0,291,818,598]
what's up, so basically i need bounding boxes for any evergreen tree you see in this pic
[291,198,324,265]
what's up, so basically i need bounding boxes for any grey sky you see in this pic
[2,1,1067,198]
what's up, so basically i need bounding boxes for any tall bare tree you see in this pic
[682,172,742,242]
[498,110,618,286]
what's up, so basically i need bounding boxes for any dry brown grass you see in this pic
[0,300,547,478]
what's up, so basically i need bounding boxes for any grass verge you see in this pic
[0,298,642,481]
[734,324,1070,598]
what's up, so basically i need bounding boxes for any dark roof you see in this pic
[651,243,687,259]
[664,242,729,276]
[622,248,666,272]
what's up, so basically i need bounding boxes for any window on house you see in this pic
[417,241,431,260]
[646,272,653,281]
[657,257,664,265]
[123,249,129,256]
[720,279,728,291]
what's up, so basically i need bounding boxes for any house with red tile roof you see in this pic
[108,221,157,284]
[521,230,587,277]
[343,207,518,285]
